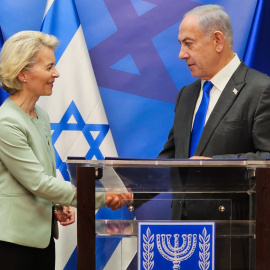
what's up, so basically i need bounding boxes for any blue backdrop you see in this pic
[0,0,269,269]
[1,0,267,159]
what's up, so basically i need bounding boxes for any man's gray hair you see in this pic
[184,5,233,47]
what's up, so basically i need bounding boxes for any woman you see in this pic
[0,31,131,269]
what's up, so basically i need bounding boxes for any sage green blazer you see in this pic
[0,98,76,248]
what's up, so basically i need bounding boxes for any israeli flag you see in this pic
[39,0,135,269]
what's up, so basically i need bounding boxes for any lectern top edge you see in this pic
[66,158,270,168]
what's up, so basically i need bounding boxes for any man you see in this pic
[159,4,270,161]
[157,4,270,269]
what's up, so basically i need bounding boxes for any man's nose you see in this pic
[179,46,189,59]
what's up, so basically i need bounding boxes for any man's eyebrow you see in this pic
[181,37,193,43]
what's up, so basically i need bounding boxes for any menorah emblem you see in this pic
[156,233,197,270]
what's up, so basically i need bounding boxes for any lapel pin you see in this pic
[232,88,238,95]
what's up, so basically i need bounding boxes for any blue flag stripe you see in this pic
[41,0,80,64]
[243,0,270,76]
[0,26,10,105]
[0,27,4,48]
[242,0,263,66]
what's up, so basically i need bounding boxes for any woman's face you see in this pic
[23,47,59,98]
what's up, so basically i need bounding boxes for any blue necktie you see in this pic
[189,81,213,157]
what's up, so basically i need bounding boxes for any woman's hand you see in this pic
[54,205,75,226]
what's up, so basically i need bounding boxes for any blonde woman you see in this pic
[0,31,131,269]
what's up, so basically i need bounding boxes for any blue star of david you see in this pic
[50,100,109,181]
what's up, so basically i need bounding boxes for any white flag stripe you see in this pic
[104,238,137,270]
[43,0,54,20]
[38,26,111,126]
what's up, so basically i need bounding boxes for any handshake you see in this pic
[55,192,134,227]
[105,192,133,211]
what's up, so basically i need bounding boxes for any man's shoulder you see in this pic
[237,62,270,84]
[246,67,270,81]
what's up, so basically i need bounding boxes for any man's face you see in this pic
[178,15,219,80]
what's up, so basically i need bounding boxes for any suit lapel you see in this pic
[178,80,201,157]
[195,62,248,156]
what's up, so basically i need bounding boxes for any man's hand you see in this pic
[106,193,133,211]
[189,156,213,159]
[54,205,75,226]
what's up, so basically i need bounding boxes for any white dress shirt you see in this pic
[192,54,241,126]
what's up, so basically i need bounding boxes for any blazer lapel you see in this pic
[178,80,201,157]
[195,62,248,156]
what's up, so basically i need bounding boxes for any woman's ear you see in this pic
[17,71,26,83]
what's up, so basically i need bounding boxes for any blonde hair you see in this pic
[0,31,59,95]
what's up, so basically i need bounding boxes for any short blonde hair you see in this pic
[0,31,59,95]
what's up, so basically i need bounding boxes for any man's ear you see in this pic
[213,31,225,53]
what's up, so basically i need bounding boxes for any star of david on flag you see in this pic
[50,100,109,181]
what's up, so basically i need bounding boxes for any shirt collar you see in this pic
[201,54,241,91]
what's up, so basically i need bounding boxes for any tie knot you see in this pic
[203,81,213,94]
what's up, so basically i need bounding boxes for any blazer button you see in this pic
[219,206,225,212]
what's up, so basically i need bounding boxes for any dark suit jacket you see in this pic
[139,62,268,269]
[156,62,270,220]
[156,62,270,269]
[159,62,270,160]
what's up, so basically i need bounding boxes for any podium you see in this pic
[66,159,270,270]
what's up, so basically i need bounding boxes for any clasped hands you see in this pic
[54,205,75,226]
[106,192,133,211]
[54,192,133,226]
